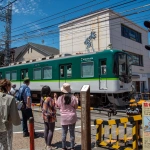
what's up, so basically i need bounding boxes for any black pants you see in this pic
[21,108,33,133]
[44,122,55,146]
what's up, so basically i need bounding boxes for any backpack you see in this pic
[15,86,28,110]
[0,93,10,131]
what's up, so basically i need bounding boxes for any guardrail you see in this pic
[94,115,142,150]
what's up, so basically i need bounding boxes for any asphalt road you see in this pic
[13,107,141,150]
[13,107,127,133]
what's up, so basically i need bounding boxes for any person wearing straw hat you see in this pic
[56,83,78,150]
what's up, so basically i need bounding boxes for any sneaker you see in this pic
[34,132,38,138]
[47,146,52,150]
[23,132,29,137]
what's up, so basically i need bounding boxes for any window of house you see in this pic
[33,68,41,80]
[121,24,142,43]
[67,65,72,78]
[131,53,143,66]
[43,66,52,79]
[6,72,10,80]
[124,51,143,66]
[81,62,94,77]
[11,71,17,80]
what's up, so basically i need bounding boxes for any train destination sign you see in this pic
[81,57,93,62]
[142,102,150,150]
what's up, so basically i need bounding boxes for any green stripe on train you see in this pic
[11,78,119,83]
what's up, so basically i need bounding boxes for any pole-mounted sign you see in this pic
[80,85,91,150]
[142,101,150,150]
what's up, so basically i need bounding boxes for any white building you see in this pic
[59,9,150,93]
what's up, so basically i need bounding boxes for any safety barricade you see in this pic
[94,115,142,150]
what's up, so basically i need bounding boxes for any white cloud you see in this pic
[12,0,47,16]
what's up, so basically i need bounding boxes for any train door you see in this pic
[59,64,72,88]
[99,59,107,90]
[0,72,2,79]
[20,69,29,85]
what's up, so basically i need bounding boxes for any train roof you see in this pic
[0,49,123,69]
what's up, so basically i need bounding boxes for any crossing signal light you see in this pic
[144,21,150,50]
[144,21,150,28]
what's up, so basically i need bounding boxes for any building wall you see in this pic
[109,11,150,92]
[17,48,46,62]
[59,9,150,93]
[60,10,111,54]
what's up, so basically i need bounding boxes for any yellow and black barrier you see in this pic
[94,115,142,150]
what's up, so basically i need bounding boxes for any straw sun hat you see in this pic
[61,83,71,93]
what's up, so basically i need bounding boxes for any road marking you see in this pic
[13,125,95,133]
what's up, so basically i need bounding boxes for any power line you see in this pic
[10,11,150,44]
[0,0,18,10]
[11,0,99,31]
[11,0,110,32]
[11,2,150,39]
[10,0,137,33]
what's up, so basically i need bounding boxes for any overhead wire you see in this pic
[11,0,101,31]
[10,0,142,38]
[0,0,18,10]
[10,0,137,33]
[11,3,150,40]
[10,11,149,45]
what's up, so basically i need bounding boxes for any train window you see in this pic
[43,66,52,79]
[5,72,10,80]
[21,70,28,80]
[11,71,17,80]
[81,62,94,77]
[33,68,41,80]
[0,72,2,79]
[67,65,72,78]
[101,60,107,75]
[60,66,65,78]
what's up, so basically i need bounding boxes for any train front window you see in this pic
[127,55,132,76]
[114,52,132,83]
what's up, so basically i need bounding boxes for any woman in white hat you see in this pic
[56,83,78,150]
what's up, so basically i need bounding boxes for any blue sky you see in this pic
[0,0,150,50]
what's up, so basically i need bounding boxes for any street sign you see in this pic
[80,85,91,150]
[142,101,150,150]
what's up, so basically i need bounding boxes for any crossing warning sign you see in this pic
[142,101,150,150]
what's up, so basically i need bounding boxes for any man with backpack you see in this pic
[17,77,34,137]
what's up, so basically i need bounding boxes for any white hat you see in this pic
[61,83,71,93]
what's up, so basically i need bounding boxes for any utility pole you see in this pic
[0,1,12,66]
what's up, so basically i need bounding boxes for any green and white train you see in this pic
[0,49,132,107]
